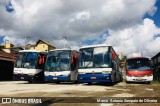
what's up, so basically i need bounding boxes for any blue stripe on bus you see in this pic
[78,74,112,82]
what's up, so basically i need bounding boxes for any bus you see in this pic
[125,57,153,83]
[44,49,78,83]
[13,50,47,83]
[78,44,122,84]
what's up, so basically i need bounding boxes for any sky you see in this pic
[0,0,160,58]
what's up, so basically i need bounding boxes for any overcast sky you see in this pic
[0,0,160,58]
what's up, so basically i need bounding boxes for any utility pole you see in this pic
[24,36,30,50]
[140,52,143,56]
[63,36,67,48]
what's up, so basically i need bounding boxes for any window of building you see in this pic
[42,44,45,48]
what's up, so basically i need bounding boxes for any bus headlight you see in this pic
[14,72,18,74]
[28,73,35,76]
[102,71,111,74]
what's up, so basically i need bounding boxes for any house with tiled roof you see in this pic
[26,39,56,51]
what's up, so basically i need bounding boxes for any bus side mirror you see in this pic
[71,56,74,64]
[71,53,78,70]
[39,58,42,64]
[112,53,116,59]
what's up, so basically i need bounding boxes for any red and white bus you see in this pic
[125,57,153,83]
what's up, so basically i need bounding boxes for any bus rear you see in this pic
[125,57,153,83]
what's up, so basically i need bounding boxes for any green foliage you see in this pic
[121,55,127,62]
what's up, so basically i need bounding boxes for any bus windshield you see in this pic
[45,50,71,71]
[79,47,110,68]
[126,58,151,70]
[15,52,38,69]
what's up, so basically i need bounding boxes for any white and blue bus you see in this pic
[78,45,122,84]
[44,49,78,83]
[13,50,47,83]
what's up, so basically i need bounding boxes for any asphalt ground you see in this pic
[0,81,160,106]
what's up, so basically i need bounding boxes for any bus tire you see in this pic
[120,76,123,82]
[113,74,116,83]
[126,81,130,84]
[73,81,79,84]
[28,80,36,84]
[88,82,92,85]
[55,81,60,84]
[146,81,150,84]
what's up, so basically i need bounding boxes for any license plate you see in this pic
[53,77,57,80]
[137,78,142,80]
[91,77,96,79]
[20,77,24,79]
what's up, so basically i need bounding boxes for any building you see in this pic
[1,39,56,53]
[151,52,160,81]
[26,39,56,51]
[2,46,24,54]
[5,43,14,48]
[0,50,17,81]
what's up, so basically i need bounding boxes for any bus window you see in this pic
[24,52,38,69]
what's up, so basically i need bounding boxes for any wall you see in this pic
[35,43,48,51]
[0,60,14,81]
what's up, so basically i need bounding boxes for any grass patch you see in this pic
[151,80,160,84]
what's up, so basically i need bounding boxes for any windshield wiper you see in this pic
[85,61,92,69]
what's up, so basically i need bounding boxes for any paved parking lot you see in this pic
[0,81,160,106]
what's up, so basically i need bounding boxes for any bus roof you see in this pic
[80,44,111,49]
[127,57,150,60]
[49,48,77,52]
[19,50,47,53]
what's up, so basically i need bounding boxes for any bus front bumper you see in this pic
[13,74,34,81]
[78,74,112,82]
[45,75,70,82]
[126,75,153,82]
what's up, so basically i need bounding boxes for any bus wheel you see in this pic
[55,81,60,84]
[88,82,92,85]
[28,78,36,83]
[28,80,36,84]
[73,81,79,84]
[126,81,130,84]
[146,81,150,84]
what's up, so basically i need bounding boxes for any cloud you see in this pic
[105,18,160,58]
[0,0,158,57]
